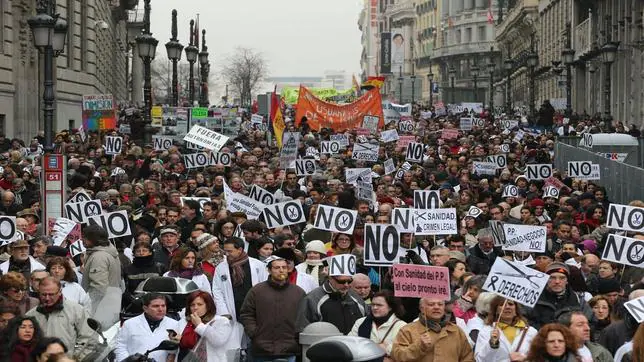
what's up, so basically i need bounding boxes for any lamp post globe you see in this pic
[52,17,68,55]
[28,12,56,51]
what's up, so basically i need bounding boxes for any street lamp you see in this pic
[198,29,209,107]
[562,47,575,117]
[135,0,159,145]
[185,20,199,106]
[427,71,434,107]
[448,67,456,104]
[165,10,183,107]
[601,41,619,120]
[28,0,68,150]
[410,74,416,104]
[471,65,479,104]
[397,66,403,103]
[504,58,513,113]
[527,51,538,119]
[487,56,495,111]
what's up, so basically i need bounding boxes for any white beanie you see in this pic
[305,240,327,256]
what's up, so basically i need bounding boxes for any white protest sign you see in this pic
[320,141,341,154]
[414,208,458,235]
[184,152,232,168]
[485,154,507,169]
[226,192,264,220]
[525,164,553,180]
[362,115,380,131]
[606,203,644,233]
[459,117,473,131]
[110,167,126,177]
[502,224,547,252]
[104,136,123,155]
[330,134,349,147]
[398,121,414,133]
[262,200,305,229]
[87,210,131,239]
[579,133,593,148]
[357,186,375,202]
[392,208,415,233]
[314,205,358,234]
[567,161,600,180]
[483,258,548,308]
[0,216,17,246]
[513,130,525,143]
[502,185,519,198]
[413,190,440,209]
[326,254,357,277]
[64,199,103,224]
[179,197,210,212]
[543,186,560,199]
[466,206,483,219]
[624,296,644,323]
[68,191,92,204]
[306,146,320,160]
[384,159,396,175]
[251,114,264,124]
[601,234,644,268]
[185,141,205,151]
[280,132,301,167]
[248,185,276,205]
[364,224,402,266]
[51,217,78,246]
[498,119,519,130]
[69,239,86,257]
[489,220,506,246]
[153,136,174,151]
[78,124,87,143]
[345,168,372,185]
[352,143,379,162]
[499,144,510,153]
[598,152,628,163]
[472,118,485,128]
[183,124,229,151]
[472,162,497,176]
[406,142,424,163]
[380,129,400,143]
[295,159,317,176]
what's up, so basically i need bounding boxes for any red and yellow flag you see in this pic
[270,87,285,148]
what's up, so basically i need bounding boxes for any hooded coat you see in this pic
[82,243,122,329]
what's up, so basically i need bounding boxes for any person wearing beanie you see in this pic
[194,233,225,282]
[273,248,317,293]
[525,261,592,329]
[295,240,327,286]
[530,198,551,223]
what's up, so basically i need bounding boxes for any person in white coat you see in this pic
[46,257,92,313]
[349,290,407,359]
[474,296,537,362]
[273,248,317,293]
[163,247,211,294]
[212,237,267,353]
[115,293,178,362]
[0,239,44,278]
[173,291,232,362]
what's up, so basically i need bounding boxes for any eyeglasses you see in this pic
[333,278,353,285]
[8,287,26,293]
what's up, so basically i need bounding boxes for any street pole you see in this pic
[564,23,573,117]
[198,29,209,107]
[165,9,183,107]
[186,20,197,106]
[411,75,416,104]
[398,65,403,103]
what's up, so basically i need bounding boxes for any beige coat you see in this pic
[391,320,474,362]
[349,314,407,355]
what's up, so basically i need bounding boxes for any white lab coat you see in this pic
[295,271,318,294]
[60,281,92,314]
[474,323,538,362]
[211,257,267,351]
[0,256,44,274]
[175,316,232,362]
[114,313,179,362]
[162,272,212,294]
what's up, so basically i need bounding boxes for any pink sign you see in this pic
[397,135,415,148]
[356,128,371,136]
[392,264,451,300]
[441,128,460,140]
[544,176,571,192]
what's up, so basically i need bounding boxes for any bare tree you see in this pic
[221,47,268,107]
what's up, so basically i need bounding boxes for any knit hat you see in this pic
[95,191,109,201]
[305,240,327,256]
[597,278,621,294]
[582,239,597,254]
[195,233,218,250]
[530,198,545,208]
[545,261,569,276]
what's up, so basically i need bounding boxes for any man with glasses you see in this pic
[296,255,366,335]
[27,277,97,359]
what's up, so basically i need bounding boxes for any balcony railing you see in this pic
[574,18,592,57]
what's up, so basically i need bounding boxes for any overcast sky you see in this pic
[149,0,364,79]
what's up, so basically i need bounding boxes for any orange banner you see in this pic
[295,86,384,131]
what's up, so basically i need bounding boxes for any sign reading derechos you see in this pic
[483,258,548,308]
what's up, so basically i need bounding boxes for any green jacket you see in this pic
[586,341,613,362]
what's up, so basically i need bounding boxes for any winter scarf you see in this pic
[357,311,394,339]
[36,295,64,315]
[418,314,447,333]
[303,259,323,283]
[226,251,249,287]
[168,267,203,279]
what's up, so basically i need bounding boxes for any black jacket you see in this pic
[466,244,502,275]
[598,312,640,355]
[296,280,367,335]
[123,255,166,296]
[525,287,592,330]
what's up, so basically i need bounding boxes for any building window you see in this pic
[80,0,87,71]
[465,27,472,43]
[478,26,486,41]
[455,29,461,44]
[68,119,75,130]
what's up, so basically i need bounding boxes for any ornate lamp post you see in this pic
[487,58,495,111]
[198,29,209,107]
[398,65,403,103]
[165,10,183,107]
[184,20,199,106]
[135,0,158,144]
[471,65,479,104]
[504,58,514,113]
[427,71,434,107]
[526,51,538,119]
[28,0,68,150]
[562,23,575,118]
[601,41,619,121]
[448,67,456,104]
